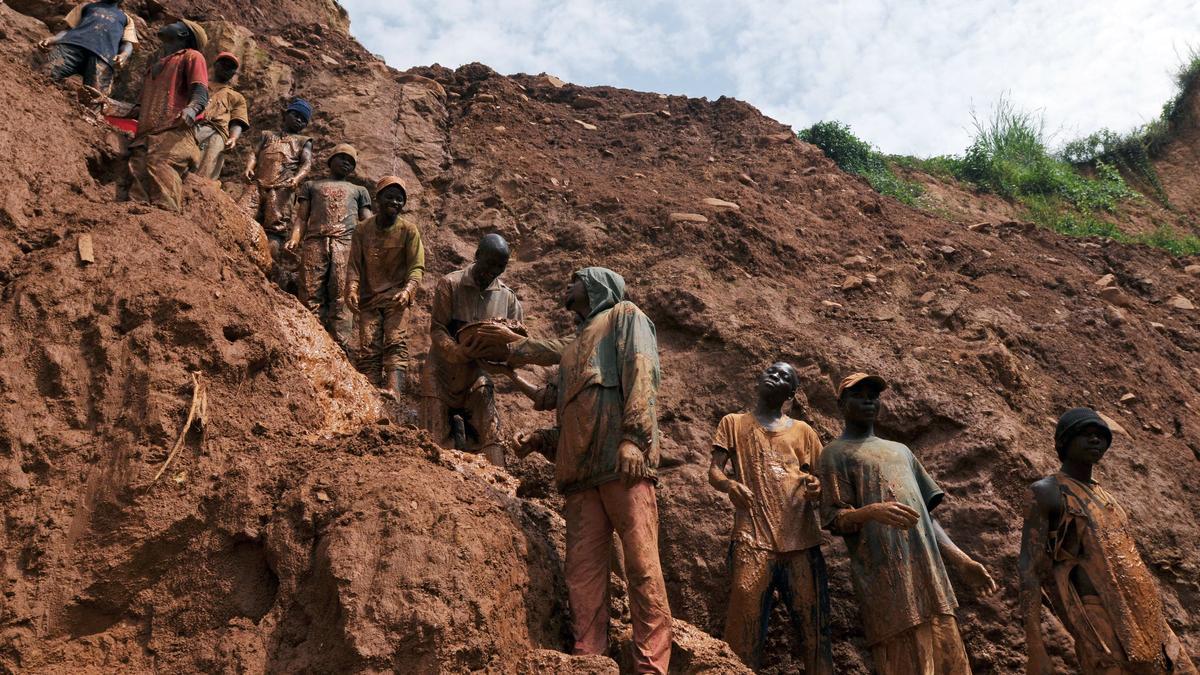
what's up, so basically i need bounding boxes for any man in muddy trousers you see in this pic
[708,362,833,673]
[194,52,249,181]
[421,234,522,466]
[244,98,314,291]
[127,19,208,213]
[285,144,371,355]
[819,373,997,675]
[38,0,137,96]
[1019,408,1197,675]
[475,267,672,674]
[346,176,424,396]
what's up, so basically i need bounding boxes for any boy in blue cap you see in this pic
[38,0,138,95]
[245,99,314,291]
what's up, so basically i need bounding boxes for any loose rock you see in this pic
[701,197,739,210]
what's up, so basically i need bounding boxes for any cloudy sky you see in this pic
[341,0,1200,157]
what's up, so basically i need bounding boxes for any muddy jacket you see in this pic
[510,267,661,494]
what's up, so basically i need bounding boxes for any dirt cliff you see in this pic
[2,1,1198,673]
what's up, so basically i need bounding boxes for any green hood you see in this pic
[576,267,626,321]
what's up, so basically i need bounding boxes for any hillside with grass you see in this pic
[800,52,1200,256]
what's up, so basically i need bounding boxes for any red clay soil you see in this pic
[2,1,1199,673]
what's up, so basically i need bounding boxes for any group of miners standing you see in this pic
[39,4,1197,675]
[38,2,425,394]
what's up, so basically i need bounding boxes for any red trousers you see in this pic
[564,479,672,674]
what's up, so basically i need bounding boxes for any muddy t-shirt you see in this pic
[298,179,371,240]
[200,83,249,140]
[61,2,137,64]
[818,437,957,645]
[713,413,823,552]
[134,49,208,141]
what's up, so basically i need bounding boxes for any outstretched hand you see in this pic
[470,322,522,348]
[960,557,999,596]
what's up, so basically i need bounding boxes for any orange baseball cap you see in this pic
[214,51,240,68]
[836,372,888,399]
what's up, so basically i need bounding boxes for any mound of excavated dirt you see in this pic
[3,1,1199,673]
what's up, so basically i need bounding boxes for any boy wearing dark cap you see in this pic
[818,373,996,675]
[245,98,314,291]
[194,52,249,180]
[286,144,372,354]
[1020,408,1196,675]
[127,19,208,212]
[346,176,424,395]
[38,0,138,95]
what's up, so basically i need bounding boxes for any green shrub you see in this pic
[798,121,923,205]
[1059,48,1200,204]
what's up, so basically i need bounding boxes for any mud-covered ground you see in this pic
[1,1,1198,672]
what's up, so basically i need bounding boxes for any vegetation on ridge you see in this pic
[799,51,1200,256]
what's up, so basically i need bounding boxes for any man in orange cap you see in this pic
[1020,408,1196,675]
[127,18,209,212]
[708,361,833,672]
[286,144,371,355]
[819,372,997,674]
[346,176,424,396]
[194,51,249,180]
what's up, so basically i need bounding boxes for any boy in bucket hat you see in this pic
[195,51,249,180]
[1019,408,1196,675]
[286,144,372,354]
[818,372,996,674]
[245,97,314,291]
[346,176,424,395]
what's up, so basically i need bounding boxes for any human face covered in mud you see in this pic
[1060,423,1110,466]
[328,153,355,180]
[377,185,407,220]
[840,382,883,427]
[563,277,590,320]
[756,362,799,406]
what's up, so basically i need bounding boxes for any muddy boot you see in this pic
[386,369,406,398]
[481,443,505,468]
[451,414,467,450]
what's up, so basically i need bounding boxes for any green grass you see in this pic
[1060,47,1200,204]
[797,121,923,205]
[799,67,1200,257]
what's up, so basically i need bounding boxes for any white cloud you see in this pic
[341,0,1200,156]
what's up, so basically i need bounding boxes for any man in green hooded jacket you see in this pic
[471,267,673,674]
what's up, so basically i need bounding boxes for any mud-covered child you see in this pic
[1019,408,1197,675]
[818,373,997,675]
[708,362,833,673]
[38,0,138,96]
[285,144,371,356]
[346,176,424,396]
[244,98,314,291]
[194,52,249,181]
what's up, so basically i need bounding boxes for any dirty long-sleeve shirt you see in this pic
[346,214,424,311]
[510,300,661,494]
[426,264,523,406]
